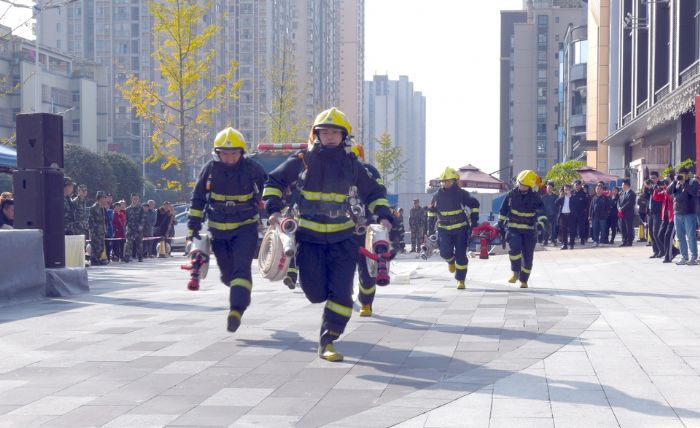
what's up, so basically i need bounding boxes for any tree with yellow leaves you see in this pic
[263,41,303,144]
[118,0,239,195]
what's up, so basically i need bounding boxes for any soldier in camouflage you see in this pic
[63,177,79,235]
[89,191,108,265]
[409,198,427,252]
[72,184,89,237]
[124,193,146,262]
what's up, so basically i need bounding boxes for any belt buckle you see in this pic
[327,209,342,218]
[225,201,236,207]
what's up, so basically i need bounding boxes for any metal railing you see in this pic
[655,84,670,102]
[637,99,649,114]
[622,112,633,126]
[680,60,700,85]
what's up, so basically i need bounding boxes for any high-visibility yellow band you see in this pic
[262,187,283,198]
[208,216,259,231]
[440,209,463,216]
[537,216,547,222]
[446,257,455,263]
[455,263,468,270]
[287,268,298,273]
[298,218,355,233]
[427,211,437,217]
[325,300,352,317]
[376,178,384,186]
[521,267,531,274]
[210,192,254,202]
[230,278,252,290]
[228,309,241,320]
[509,254,522,261]
[368,198,390,213]
[301,190,347,203]
[499,214,508,221]
[508,222,535,230]
[359,285,376,295]
[438,221,467,230]
[511,209,535,217]
[471,208,480,213]
[189,208,203,218]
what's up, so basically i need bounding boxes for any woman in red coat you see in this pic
[111,201,126,262]
[653,180,678,262]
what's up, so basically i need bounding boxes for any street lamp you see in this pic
[124,124,147,198]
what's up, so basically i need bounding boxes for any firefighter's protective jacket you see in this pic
[498,188,547,231]
[429,186,480,231]
[188,158,267,239]
[263,144,392,244]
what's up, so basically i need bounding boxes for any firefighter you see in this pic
[349,143,386,318]
[428,167,480,289]
[187,127,266,333]
[498,170,547,289]
[263,107,393,362]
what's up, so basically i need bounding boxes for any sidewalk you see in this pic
[0,242,698,427]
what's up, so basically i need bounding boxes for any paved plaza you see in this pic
[1,243,699,427]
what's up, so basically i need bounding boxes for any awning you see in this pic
[430,164,508,191]
[0,145,17,172]
[577,166,618,184]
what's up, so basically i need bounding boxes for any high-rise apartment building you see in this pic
[500,0,587,183]
[38,0,364,168]
[363,75,426,194]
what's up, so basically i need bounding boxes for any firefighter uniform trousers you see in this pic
[211,222,258,316]
[438,227,469,281]
[508,229,537,283]
[355,232,376,306]
[298,238,359,337]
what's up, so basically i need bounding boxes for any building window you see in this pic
[538,69,547,82]
[537,15,548,26]
[537,159,547,172]
[573,40,588,64]
[555,16,560,24]
[72,119,80,133]
[538,33,547,46]
[537,141,547,154]
[537,105,547,118]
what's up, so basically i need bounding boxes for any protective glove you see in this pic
[268,212,281,226]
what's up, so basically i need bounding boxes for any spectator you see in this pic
[89,191,108,265]
[617,179,636,247]
[648,171,663,258]
[143,202,156,258]
[556,184,576,249]
[155,201,174,256]
[541,181,558,246]
[667,168,698,265]
[0,191,12,205]
[607,186,620,243]
[589,183,611,246]
[0,198,13,229]
[637,179,651,243]
[571,180,590,245]
[111,201,126,262]
[653,179,678,263]
[105,193,114,262]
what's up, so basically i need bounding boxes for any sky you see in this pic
[0,1,33,40]
[365,0,523,183]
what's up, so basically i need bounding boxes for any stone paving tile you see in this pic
[168,405,251,427]
[40,405,134,428]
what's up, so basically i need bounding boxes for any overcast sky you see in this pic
[365,0,523,183]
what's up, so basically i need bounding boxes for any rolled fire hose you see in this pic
[258,217,297,281]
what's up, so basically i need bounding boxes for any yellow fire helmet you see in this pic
[516,170,542,190]
[312,107,352,136]
[350,144,365,161]
[439,167,460,182]
[213,127,247,153]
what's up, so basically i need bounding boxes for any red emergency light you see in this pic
[257,143,308,151]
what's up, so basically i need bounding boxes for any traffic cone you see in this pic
[158,238,167,258]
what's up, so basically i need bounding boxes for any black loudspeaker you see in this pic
[13,169,66,268]
[16,113,64,169]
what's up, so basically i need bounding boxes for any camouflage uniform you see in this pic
[124,204,145,261]
[72,195,88,237]
[88,201,107,262]
[64,195,79,235]
[409,204,426,252]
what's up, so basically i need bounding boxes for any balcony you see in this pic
[569,114,586,128]
[570,63,586,82]
[655,84,670,102]
[637,100,649,115]
[680,60,700,85]
[622,112,633,126]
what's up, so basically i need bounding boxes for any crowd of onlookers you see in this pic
[540,168,699,265]
[0,191,13,229]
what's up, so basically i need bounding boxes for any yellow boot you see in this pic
[448,262,456,273]
[457,280,466,290]
[359,305,372,317]
[508,271,518,283]
[318,343,344,362]
[520,281,528,288]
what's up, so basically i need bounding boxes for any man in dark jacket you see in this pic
[541,181,558,246]
[571,180,590,245]
[648,172,663,257]
[409,199,426,252]
[617,179,636,246]
[667,168,698,265]
[589,183,611,246]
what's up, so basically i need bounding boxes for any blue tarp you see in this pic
[0,145,17,169]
